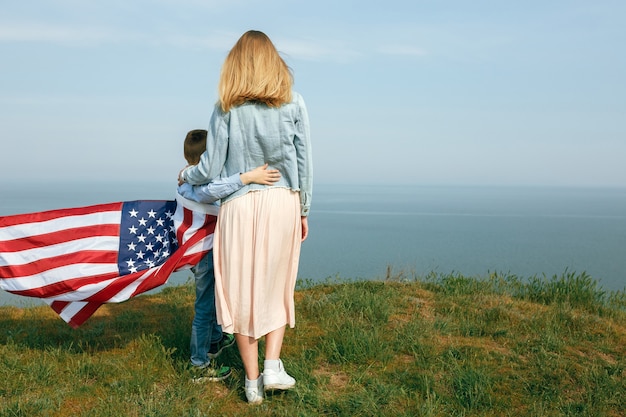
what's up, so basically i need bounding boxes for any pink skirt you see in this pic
[214,187,302,338]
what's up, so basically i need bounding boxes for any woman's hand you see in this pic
[301,216,309,242]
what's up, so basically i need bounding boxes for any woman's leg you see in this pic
[264,325,286,360]
[235,333,260,379]
[262,325,295,390]
[237,333,264,403]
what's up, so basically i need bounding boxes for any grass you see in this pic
[0,270,624,416]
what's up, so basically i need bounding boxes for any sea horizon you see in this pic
[1,181,625,307]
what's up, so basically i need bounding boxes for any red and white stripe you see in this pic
[0,194,217,328]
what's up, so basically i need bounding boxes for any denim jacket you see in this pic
[181,91,312,216]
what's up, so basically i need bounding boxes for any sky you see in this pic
[1,0,625,188]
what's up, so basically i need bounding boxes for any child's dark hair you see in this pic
[184,129,207,165]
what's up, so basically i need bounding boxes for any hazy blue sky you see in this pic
[1,0,625,187]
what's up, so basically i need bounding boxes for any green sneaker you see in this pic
[190,362,232,383]
[208,333,235,359]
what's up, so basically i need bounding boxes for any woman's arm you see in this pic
[293,93,313,217]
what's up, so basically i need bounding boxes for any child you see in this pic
[178,129,280,382]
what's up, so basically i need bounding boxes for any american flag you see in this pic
[0,194,217,328]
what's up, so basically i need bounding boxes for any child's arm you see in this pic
[179,164,280,204]
[240,164,281,185]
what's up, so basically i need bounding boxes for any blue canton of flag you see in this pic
[118,201,179,275]
[1,194,216,327]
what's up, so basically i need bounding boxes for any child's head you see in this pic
[183,129,207,165]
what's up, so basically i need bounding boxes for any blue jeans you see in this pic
[189,251,223,367]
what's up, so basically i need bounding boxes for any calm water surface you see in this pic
[1,181,625,306]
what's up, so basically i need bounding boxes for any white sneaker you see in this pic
[263,359,296,391]
[245,376,264,404]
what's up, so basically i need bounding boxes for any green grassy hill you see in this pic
[1,271,624,416]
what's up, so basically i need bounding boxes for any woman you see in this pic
[179,30,312,404]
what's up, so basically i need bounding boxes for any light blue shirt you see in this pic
[181,91,313,216]
[177,173,243,206]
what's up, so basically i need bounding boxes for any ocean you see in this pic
[1,182,625,307]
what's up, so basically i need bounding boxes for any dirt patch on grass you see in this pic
[312,365,350,390]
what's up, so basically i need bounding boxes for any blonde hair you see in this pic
[218,30,293,112]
